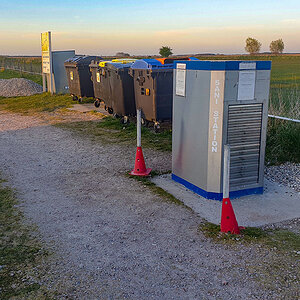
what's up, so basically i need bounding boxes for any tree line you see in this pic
[158,38,285,57]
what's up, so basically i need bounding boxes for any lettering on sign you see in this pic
[207,71,225,192]
[211,79,221,152]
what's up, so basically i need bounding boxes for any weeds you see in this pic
[0,177,53,298]
[199,222,300,252]
[126,170,191,209]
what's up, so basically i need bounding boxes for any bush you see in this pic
[266,118,300,165]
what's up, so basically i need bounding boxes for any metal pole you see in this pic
[137,108,141,147]
[42,74,46,92]
[223,145,230,199]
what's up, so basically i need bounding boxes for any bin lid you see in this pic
[156,57,198,65]
[131,57,198,70]
[111,58,137,64]
[64,55,102,66]
[106,61,135,70]
[99,60,113,67]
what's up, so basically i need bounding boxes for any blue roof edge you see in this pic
[173,60,272,70]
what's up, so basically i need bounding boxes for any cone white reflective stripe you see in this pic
[137,108,141,147]
[223,145,230,199]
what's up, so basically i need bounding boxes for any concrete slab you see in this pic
[67,103,109,115]
[152,174,300,227]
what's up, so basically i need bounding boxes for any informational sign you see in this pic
[239,62,256,70]
[237,71,256,100]
[96,72,100,83]
[41,32,51,74]
[175,63,186,97]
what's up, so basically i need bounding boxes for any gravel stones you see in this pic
[0,78,42,97]
[265,162,300,192]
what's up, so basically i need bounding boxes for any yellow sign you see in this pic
[70,71,74,81]
[96,72,100,82]
[41,32,49,52]
[41,31,51,74]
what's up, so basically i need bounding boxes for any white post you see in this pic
[223,144,230,199]
[137,108,141,147]
[48,31,53,94]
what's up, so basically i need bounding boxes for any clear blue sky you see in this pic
[0,0,299,55]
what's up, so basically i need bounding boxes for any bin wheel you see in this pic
[72,95,78,101]
[120,116,129,124]
[154,123,160,133]
[141,118,149,127]
[104,105,107,111]
[108,107,113,114]
[94,99,100,108]
[78,98,83,103]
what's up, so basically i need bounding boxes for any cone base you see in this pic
[130,168,152,177]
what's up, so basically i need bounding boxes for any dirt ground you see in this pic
[0,110,299,299]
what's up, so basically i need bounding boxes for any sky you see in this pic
[0,0,300,56]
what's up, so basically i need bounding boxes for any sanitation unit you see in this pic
[172,60,271,200]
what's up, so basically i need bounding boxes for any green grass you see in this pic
[126,170,191,209]
[199,221,300,251]
[0,177,54,299]
[58,116,172,151]
[0,92,74,114]
[0,69,42,85]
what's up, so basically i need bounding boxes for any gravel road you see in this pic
[0,111,299,299]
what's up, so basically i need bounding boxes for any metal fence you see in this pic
[0,57,42,75]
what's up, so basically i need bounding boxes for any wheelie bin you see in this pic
[95,60,136,120]
[108,61,137,122]
[129,57,198,131]
[91,60,113,113]
[64,55,101,102]
[89,59,108,108]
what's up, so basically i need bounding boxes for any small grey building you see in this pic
[172,60,271,200]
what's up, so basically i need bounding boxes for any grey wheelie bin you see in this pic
[108,61,136,122]
[129,57,198,131]
[89,59,106,108]
[95,60,136,120]
[64,55,101,102]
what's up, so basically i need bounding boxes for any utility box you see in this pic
[172,60,271,200]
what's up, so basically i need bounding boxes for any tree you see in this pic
[245,37,262,55]
[159,46,173,57]
[269,39,284,54]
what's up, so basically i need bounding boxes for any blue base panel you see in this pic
[171,174,263,201]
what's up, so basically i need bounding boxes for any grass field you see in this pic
[0,68,42,85]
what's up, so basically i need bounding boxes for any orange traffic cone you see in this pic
[220,198,240,234]
[130,147,152,176]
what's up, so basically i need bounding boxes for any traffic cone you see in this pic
[220,198,240,234]
[130,146,152,176]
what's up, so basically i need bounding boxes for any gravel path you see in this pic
[265,162,300,192]
[0,112,299,299]
[0,78,42,97]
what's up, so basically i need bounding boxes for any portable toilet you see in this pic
[172,60,272,200]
